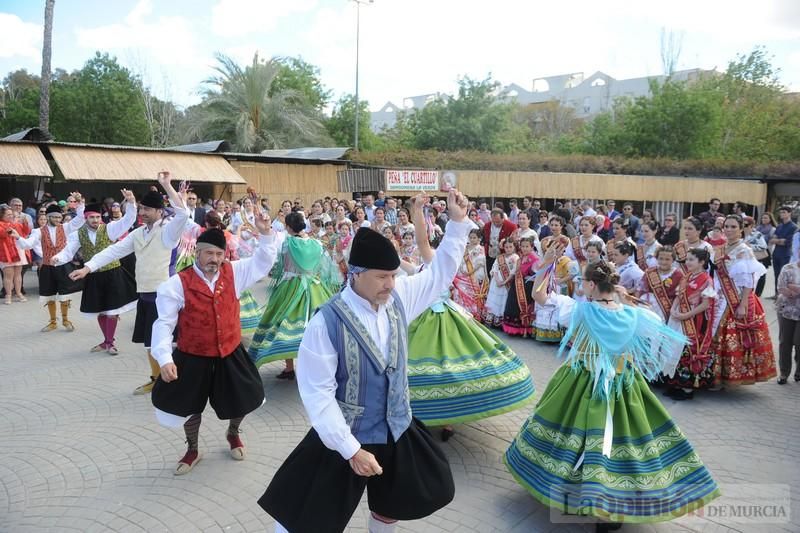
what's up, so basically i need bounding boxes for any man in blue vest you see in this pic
[259,188,472,533]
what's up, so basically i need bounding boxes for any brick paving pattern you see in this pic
[1,271,799,532]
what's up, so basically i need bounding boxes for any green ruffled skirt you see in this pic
[248,275,338,366]
[504,364,720,523]
[408,303,536,426]
[239,289,263,337]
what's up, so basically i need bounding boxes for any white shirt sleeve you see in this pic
[84,231,136,273]
[151,275,184,367]
[296,313,362,460]
[51,231,81,266]
[105,202,137,242]
[160,203,190,249]
[66,204,85,234]
[16,228,41,250]
[394,219,472,323]
[231,233,280,296]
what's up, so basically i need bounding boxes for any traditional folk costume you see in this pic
[484,251,518,328]
[637,240,662,271]
[505,293,721,523]
[150,229,279,474]
[534,239,577,342]
[408,289,536,427]
[451,242,487,320]
[236,226,265,337]
[638,266,683,323]
[502,251,539,336]
[617,260,644,294]
[82,191,189,394]
[16,203,86,331]
[712,241,777,386]
[248,234,341,367]
[674,240,713,274]
[176,219,262,336]
[259,223,472,533]
[51,203,138,353]
[566,234,605,270]
[667,271,719,391]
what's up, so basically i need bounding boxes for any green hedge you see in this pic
[350,149,800,179]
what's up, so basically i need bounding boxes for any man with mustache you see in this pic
[148,214,279,475]
[259,188,472,533]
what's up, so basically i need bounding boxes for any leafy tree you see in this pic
[183,53,331,152]
[326,93,381,150]
[49,53,149,145]
[0,70,40,135]
[271,56,332,112]
[401,76,528,153]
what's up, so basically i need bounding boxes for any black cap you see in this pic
[140,190,164,209]
[196,228,227,251]
[348,228,401,270]
[84,203,103,215]
[45,204,62,215]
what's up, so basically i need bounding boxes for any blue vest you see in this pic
[319,292,412,445]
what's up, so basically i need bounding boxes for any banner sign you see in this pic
[386,170,439,191]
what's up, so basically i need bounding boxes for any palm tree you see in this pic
[184,53,330,152]
[39,0,55,130]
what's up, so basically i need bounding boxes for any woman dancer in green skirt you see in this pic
[406,196,536,441]
[248,212,341,378]
[505,242,720,531]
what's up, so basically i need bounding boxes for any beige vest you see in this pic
[132,224,172,293]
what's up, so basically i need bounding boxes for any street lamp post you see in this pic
[352,0,373,152]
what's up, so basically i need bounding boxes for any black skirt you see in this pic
[132,295,158,346]
[80,266,138,314]
[259,418,455,533]
[38,263,84,297]
[152,345,264,420]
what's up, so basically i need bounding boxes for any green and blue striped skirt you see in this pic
[248,275,338,366]
[407,303,536,427]
[504,363,720,523]
[239,289,263,337]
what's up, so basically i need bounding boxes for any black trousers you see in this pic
[259,419,454,533]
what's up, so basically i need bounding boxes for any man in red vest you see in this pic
[150,215,279,475]
[482,208,517,273]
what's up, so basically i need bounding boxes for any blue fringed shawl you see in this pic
[556,301,688,400]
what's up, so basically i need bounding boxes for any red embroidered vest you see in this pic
[41,225,66,265]
[176,262,241,357]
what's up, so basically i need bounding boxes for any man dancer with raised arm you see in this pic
[70,172,189,394]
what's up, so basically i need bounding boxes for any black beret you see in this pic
[45,204,63,215]
[140,190,164,209]
[197,228,227,251]
[348,227,400,270]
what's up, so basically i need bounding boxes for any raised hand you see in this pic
[156,170,172,187]
[446,188,468,222]
[121,188,136,204]
[253,211,272,235]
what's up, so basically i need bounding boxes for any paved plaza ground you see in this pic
[1,270,799,533]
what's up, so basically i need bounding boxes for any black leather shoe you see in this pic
[672,389,694,400]
[778,377,788,385]
[276,370,295,380]
[441,428,455,442]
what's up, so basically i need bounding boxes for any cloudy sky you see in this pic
[1,0,799,112]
